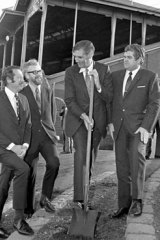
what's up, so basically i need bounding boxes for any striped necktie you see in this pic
[15,94,20,122]
[124,71,132,94]
[85,69,91,96]
[35,87,41,112]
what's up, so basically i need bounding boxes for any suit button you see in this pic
[123,109,125,112]
[38,130,41,132]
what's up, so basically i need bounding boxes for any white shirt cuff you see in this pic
[97,87,102,93]
[7,143,15,150]
[23,143,29,149]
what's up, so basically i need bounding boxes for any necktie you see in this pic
[124,71,132,94]
[35,87,41,112]
[85,69,91,96]
[15,94,20,122]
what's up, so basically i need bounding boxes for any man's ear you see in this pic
[137,57,142,65]
[24,73,29,81]
[6,76,12,84]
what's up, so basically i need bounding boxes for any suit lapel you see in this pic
[25,85,40,114]
[117,71,126,106]
[75,66,90,99]
[41,83,50,113]
[2,91,18,122]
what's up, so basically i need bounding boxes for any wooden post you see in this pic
[71,1,78,66]
[2,44,7,70]
[38,1,47,66]
[142,18,146,46]
[129,12,132,44]
[110,13,116,57]
[21,17,28,66]
[11,35,16,65]
[1,43,7,89]
[129,0,133,45]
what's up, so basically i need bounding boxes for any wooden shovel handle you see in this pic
[84,76,94,208]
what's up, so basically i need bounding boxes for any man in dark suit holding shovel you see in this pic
[64,40,111,209]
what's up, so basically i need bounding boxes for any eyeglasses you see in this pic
[27,70,42,75]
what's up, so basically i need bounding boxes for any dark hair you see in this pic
[72,40,95,55]
[2,65,21,86]
[124,44,145,65]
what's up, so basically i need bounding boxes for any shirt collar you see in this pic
[126,66,140,77]
[5,87,15,100]
[79,61,94,73]
[29,82,41,93]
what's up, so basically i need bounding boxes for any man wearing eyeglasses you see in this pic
[20,59,60,218]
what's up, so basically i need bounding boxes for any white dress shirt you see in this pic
[122,66,140,96]
[5,87,29,150]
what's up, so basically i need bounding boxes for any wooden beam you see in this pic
[38,1,47,66]
[110,13,116,57]
[72,1,78,66]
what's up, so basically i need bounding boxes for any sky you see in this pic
[0,0,160,15]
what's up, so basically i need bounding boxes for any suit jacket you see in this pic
[0,91,31,154]
[65,61,111,138]
[20,79,57,148]
[111,68,160,140]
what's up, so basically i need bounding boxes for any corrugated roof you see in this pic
[85,0,160,15]
[0,0,160,44]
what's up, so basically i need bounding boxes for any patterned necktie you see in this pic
[15,94,20,122]
[85,69,91,96]
[124,71,132,94]
[35,87,41,112]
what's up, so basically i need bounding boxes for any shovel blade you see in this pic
[68,208,101,239]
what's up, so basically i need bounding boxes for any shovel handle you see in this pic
[84,76,94,208]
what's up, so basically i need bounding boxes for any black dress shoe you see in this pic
[40,197,55,213]
[129,200,142,217]
[110,207,129,218]
[13,219,34,235]
[0,227,10,239]
[24,209,35,219]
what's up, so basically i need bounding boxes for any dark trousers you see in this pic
[115,123,146,209]
[72,124,101,202]
[0,151,29,219]
[24,133,60,212]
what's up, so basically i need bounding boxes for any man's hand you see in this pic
[81,113,94,130]
[108,123,114,140]
[135,127,149,144]
[11,145,27,159]
[89,69,101,91]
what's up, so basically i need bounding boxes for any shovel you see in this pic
[68,76,101,239]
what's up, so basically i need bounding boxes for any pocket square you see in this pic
[137,86,146,88]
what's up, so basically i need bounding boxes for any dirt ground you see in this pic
[31,175,126,240]
[0,175,127,240]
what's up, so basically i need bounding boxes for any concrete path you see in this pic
[4,149,160,240]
